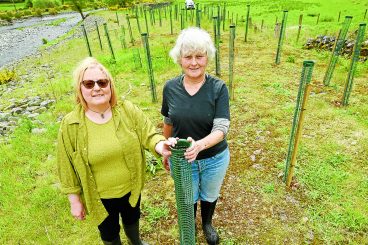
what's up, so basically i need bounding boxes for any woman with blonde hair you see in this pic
[58,57,173,245]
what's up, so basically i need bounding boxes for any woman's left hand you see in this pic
[185,137,204,162]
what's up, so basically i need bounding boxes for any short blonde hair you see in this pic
[73,57,118,110]
[169,27,216,64]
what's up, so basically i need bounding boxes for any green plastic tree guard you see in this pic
[323,16,353,86]
[275,10,288,65]
[170,139,195,245]
[342,23,366,106]
[284,61,315,186]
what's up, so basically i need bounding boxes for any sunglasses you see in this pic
[82,79,110,89]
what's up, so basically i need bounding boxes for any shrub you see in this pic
[23,10,32,16]
[5,11,14,18]
[48,8,58,15]
[32,8,42,17]
[42,38,48,44]
[25,0,33,8]
[0,12,12,21]
[32,0,61,9]
[0,69,17,85]
[14,11,23,18]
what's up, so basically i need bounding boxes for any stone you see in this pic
[31,128,47,134]
[250,154,256,162]
[10,107,22,115]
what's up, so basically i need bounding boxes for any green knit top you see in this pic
[85,117,131,199]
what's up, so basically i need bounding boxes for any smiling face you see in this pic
[180,52,208,82]
[80,66,111,109]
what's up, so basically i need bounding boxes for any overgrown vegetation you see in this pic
[0,68,17,84]
[0,0,367,243]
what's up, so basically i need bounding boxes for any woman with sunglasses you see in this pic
[161,27,230,245]
[57,57,173,245]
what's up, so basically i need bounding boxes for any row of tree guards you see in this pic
[79,4,366,189]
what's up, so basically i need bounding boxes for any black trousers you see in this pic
[98,192,141,241]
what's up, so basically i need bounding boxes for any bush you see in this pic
[25,0,33,8]
[48,8,58,15]
[32,0,61,9]
[0,12,12,21]
[32,8,42,17]
[42,38,48,44]
[14,11,23,18]
[0,69,17,85]
[23,10,32,16]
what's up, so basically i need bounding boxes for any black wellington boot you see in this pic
[194,202,198,235]
[200,200,220,245]
[102,235,122,245]
[123,221,149,245]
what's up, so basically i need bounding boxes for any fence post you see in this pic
[284,61,315,187]
[81,24,92,57]
[296,14,303,43]
[115,11,120,26]
[120,25,127,49]
[323,16,353,86]
[170,7,173,34]
[103,23,115,61]
[144,8,149,37]
[275,10,288,65]
[126,14,135,46]
[141,33,157,102]
[95,21,103,51]
[342,23,366,106]
[213,16,220,76]
[229,24,236,101]
[136,15,142,34]
[244,4,250,42]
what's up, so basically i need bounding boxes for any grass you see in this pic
[0,0,368,243]
[0,2,24,11]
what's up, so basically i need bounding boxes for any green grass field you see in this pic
[0,2,24,11]
[0,0,367,243]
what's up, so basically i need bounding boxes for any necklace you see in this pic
[88,106,110,119]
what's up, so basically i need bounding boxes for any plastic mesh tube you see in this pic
[170,139,195,245]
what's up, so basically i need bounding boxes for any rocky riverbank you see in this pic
[0,13,105,142]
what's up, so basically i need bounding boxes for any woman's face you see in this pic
[180,52,208,81]
[80,66,111,108]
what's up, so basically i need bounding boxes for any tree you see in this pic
[70,0,87,19]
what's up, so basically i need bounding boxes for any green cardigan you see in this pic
[57,100,165,225]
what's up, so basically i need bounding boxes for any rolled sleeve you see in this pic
[57,122,81,195]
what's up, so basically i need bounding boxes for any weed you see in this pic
[286,55,295,63]
[0,69,17,84]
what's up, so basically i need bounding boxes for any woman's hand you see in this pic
[68,194,86,221]
[156,137,178,171]
[185,137,205,162]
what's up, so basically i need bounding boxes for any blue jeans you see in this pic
[170,147,230,203]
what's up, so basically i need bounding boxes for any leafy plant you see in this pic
[0,69,17,85]
[32,0,61,9]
